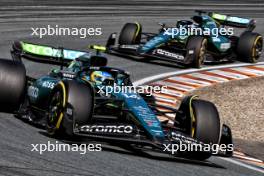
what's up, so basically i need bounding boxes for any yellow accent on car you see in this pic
[89,45,106,52]
[211,13,227,21]
[189,95,198,137]
[56,113,64,129]
[55,81,67,129]
[252,36,262,58]
[131,22,141,43]
[135,22,141,38]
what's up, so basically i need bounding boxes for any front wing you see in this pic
[107,44,197,66]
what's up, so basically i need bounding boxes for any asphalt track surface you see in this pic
[0,1,263,176]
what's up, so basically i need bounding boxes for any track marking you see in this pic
[162,88,185,97]
[166,77,211,87]
[233,154,264,164]
[155,101,175,108]
[134,62,264,86]
[231,67,264,76]
[207,70,249,79]
[188,72,229,83]
[219,157,264,174]
[253,65,264,69]
[233,151,246,156]
[152,93,178,103]
[250,65,264,71]
[153,81,196,92]
[221,68,257,77]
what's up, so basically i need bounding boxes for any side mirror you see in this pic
[106,33,117,48]
[158,22,166,28]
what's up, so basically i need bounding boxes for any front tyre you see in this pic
[237,32,263,63]
[186,36,207,68]
[177,96,220,160]
[118,22,142,45]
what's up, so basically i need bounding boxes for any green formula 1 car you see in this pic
[107,10,263,68]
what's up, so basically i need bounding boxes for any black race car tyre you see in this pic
[47,80,94,137]
[0,59,26,113]
[186,36,207,68]
[237,31,263,63]
[177,96,220,160]
[191,99,220,144]
[118,23,142,45]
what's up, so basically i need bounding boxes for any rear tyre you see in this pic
[46,81,93,137]
[0,59,26,113]
[186,36,207,68]
[237,32,263,63]
[118,23,142,45]
[178,96,220,160]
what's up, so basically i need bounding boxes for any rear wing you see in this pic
[11,41,89,66]
[209,12,256,30]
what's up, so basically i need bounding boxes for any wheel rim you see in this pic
[47,91,64,131]
[252,36,263,61]
[198,39,207,67]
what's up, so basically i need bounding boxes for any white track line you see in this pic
[134,62,264,86]
[231,67,264,76]
[167,77,212,86]
[220,157,264,174]
[188,72,229,82]
[207,70,249,79]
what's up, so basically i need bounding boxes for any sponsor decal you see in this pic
[212,37,221,42]
[21,42,87,60]
[119,45,139,50]
[28,86,39,98]
[155,49,184,60]
[79,125,133,134]
[62,72,76,79]
[42,81,55,89]
[220,43,231,50]
[227,16,250,24]
[211,13,250,24]
[123,94,141,100]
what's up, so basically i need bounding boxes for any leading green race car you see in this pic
[0,41,232,160]
[107,10,263,68]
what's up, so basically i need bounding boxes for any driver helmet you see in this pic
[90,71,114,85]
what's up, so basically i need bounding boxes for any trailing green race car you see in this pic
[107,10,263,68]
[0,41,233,160]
